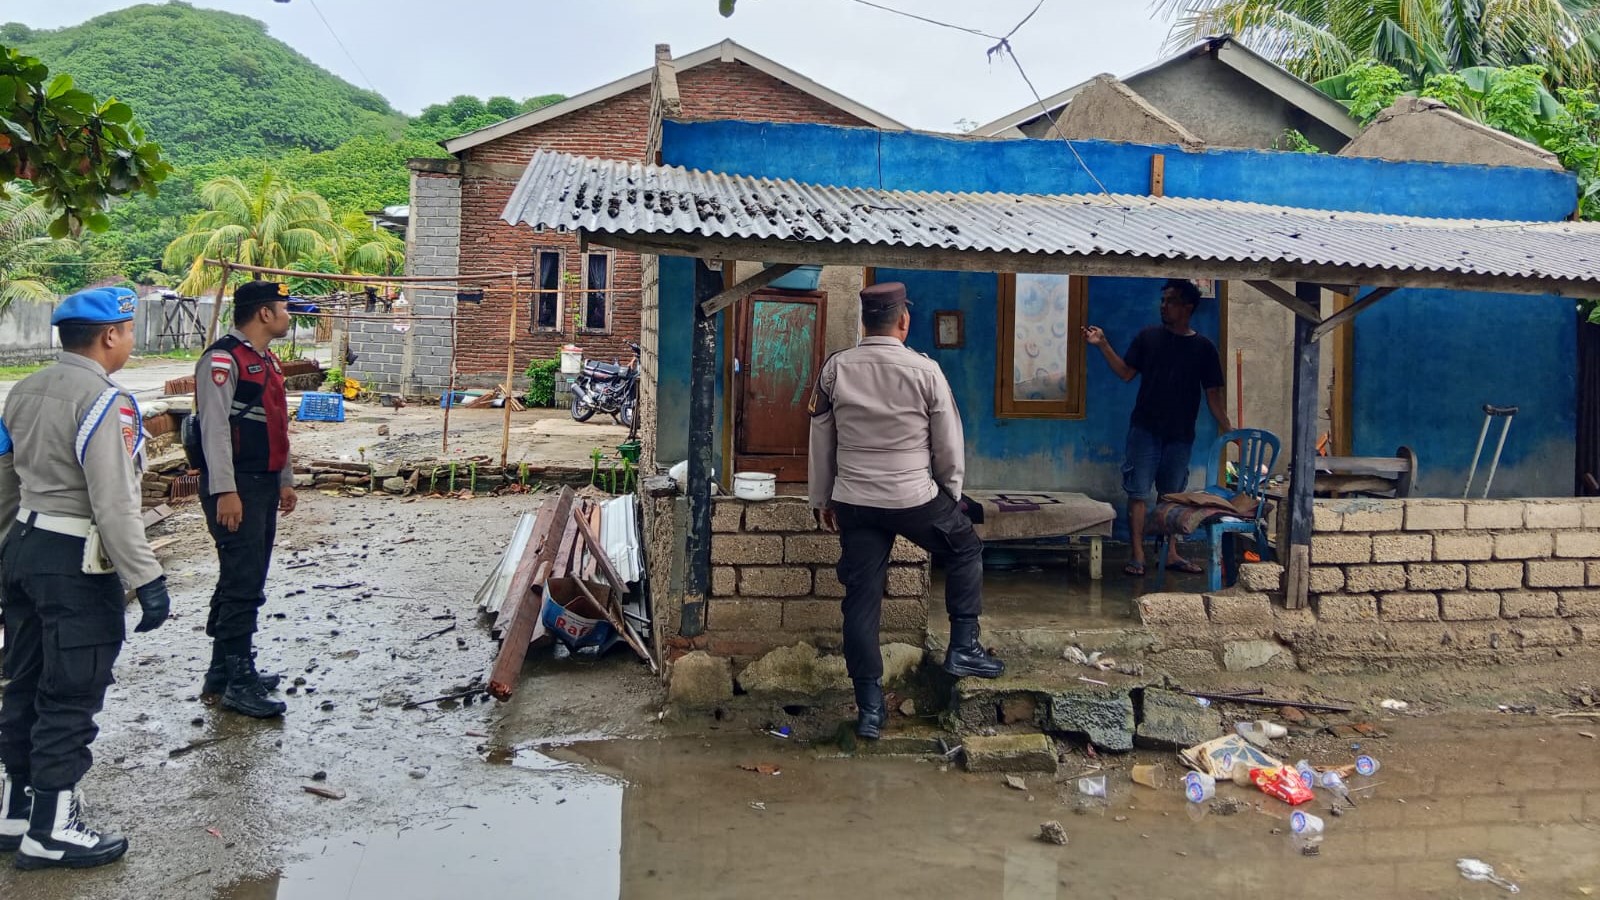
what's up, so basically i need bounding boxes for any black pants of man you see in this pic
[0,523,124,792]
[199,471,281,655]
[834,492,983,681]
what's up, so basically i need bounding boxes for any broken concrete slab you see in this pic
[734,642,922,696]
[1222,639,1297,673]
[963,733,1059,774]
[1146,649,1219,676]
[667,651,732,707]
[1049,682,1136,751]
[1135,689,1223,750]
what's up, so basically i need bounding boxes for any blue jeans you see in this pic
[1122,425,1191,501]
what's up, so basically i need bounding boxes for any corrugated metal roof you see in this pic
[500,150,1600,293]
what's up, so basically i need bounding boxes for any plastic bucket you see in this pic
[560,345,584,375]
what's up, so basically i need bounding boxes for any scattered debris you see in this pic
[1037,821,1068,845]
[1379,699,1409,711]
[1076,775,1107,798]
[749,802,766,811]
[1209,797,1248,816]
[1279,706,1308,725]
[302,785,346,801]
[1180,734,1281,779]
[1457,858,1520,893]
[1180,691,1352,714]
[1235,720,1287,749]
[1004,775,1028,791]
[739,763,782,776]
[1130,764,1167,789]
[168,736,236,758]
[899,698,916,717]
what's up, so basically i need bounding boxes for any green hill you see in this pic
[0,2,407,165]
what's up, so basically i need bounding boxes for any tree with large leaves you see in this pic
[162,170,342,295]
[1,45,171,237]
[335,212,404,276]
[1156,0,1600,89]
[0,192,63,313]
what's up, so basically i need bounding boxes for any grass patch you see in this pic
[0,362,48,381]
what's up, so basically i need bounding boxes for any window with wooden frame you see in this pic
[530,249,562,331]
[580,251,613,333]
[996,273,1088,419]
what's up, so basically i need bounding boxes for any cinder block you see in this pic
[739,566,812,598]
[813,567,846,598]
[1137,593,1208,626]
[1469,562,1525,590]
[1584,503,1600,528]
[744,499,817,533]
[708,599,782,631]
[1588,560,1600,586]
[1340,502,1404,532]
[886,566,929,597]
[1558,590,1600,618]
[881,598,928,632]
[1405,501,1466,531]
[1373,534,1433,563]
[1205,592,1272,625]
[1313,593,1378,623]
[1407,563,1467,591]
[1524,501,1584,530]
[1312,534,1372,565]
[1440,592,1501,621]
[1526,559,1586,588]
[891,538,931,563]
[711,534,783,565]
[1493,532,1553,560]
[1379,592,1440,622]
[784,534,840,565]
[1576,622,1600,643]
[1465,501,1525,530]
[1554,531,1600,558]
[1433,533,1494,562]
[712,499,744,533]
[1238,562,1284,592]
[1309,567,1345,594]
[1502,591,1560,618]
[712,567,736,597]
[1312,504,1343,532]
[1343,565,1406,593]
[1513,621,1577,648]
[782,599,842,631]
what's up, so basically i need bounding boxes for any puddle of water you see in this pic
[216,782,623,900]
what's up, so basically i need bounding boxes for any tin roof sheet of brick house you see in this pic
[442,39,907,156]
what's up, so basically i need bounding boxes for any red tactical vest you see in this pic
[207,334,289,473]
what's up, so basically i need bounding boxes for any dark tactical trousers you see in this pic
[200,471,281,644]
[0,524,125,791]
[834,492,983,680]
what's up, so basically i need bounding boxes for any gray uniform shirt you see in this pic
[807,336,966,510]
[3,353,162,588]
[193,329,294,495]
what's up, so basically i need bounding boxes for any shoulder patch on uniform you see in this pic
[76,387,121,464]
[807,372,833,418]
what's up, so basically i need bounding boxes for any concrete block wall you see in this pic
[650,494,930,663]
[1135,498,1600,676]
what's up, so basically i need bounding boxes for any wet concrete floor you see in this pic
[1,491,1597,898]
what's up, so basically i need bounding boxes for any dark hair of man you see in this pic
[1164,279,1202,308]
[58,322,113,351]
[862,303,904,333]
[233,302,265,327]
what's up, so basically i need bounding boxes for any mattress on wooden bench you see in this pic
[964,490,1116,542]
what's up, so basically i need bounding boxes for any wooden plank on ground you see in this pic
[490,498,560,637]
[487,486,575,699]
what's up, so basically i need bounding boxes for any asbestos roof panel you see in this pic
[500,150,1600,287]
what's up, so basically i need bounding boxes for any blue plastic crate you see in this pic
[297,392,345,422]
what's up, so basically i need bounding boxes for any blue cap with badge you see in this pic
[52,288,137,326]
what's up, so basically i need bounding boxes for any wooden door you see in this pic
[735,289,827,482]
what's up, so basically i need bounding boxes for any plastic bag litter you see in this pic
[1457,858,1520,893]
[1179,734,1282,779]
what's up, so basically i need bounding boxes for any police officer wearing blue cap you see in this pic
[0,288,170,870]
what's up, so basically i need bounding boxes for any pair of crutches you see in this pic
[1463,404,1518,498]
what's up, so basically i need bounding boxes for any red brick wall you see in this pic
[453,61,875,378]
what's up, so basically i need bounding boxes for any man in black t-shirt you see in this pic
[1085,279,1230,577]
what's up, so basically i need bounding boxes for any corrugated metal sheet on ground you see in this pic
[501,149,1600,285]
[601,494,642,585]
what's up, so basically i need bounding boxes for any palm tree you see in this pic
[335,212,404,276]
[0,192,61,314]
[1156,0,1600,88]
[163,171,342,296]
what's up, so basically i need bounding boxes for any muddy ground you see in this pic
[0,490,1597,898]
[290,404,630,471]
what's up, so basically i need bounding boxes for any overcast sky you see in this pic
[9,0,1179,130]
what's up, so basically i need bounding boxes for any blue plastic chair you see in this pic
[1155,428,1281,592]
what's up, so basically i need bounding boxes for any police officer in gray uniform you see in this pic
[808,282,1005,741]
[0,288,170,870]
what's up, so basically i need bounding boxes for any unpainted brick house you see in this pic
[349,40,903,394]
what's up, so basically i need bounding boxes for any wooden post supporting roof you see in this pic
[682,260,722,638]
[1284,282,1322,609]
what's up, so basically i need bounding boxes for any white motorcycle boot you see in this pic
[14,787,127,870]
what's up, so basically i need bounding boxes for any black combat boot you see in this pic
[943,617,1005,678]
[853,679,890,740]
[221,655,287,719]
[202,649,280,702]
[13,788,127,870]
[0,770,29,852]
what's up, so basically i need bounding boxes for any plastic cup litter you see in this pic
[1295,760,1318,790]
[1183,772,1216,803]
[1290,811,1325,835]
[1131,764,1167,789]
[1355,755,1381,777]
[1077,775,1108,798]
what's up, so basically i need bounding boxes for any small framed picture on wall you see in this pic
[1194,278,1218,299]
[934,310,964,349]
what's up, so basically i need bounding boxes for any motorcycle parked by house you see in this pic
[571,342,639,429]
